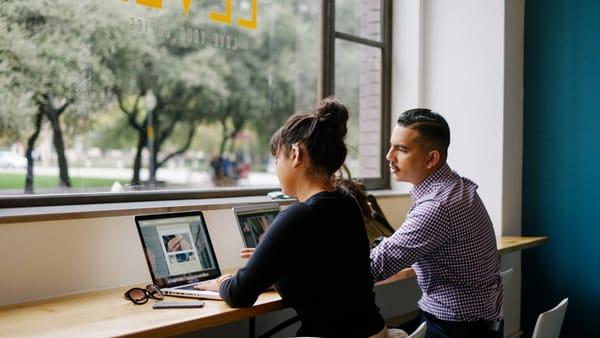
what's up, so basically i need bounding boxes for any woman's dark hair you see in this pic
[269,97,349,177]
[397,108,450,160]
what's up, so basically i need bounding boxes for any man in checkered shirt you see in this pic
[370,109,503,338]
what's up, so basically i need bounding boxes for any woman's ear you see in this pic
[291,143,302,167]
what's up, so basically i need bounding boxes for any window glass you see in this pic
[0,0,319,195]
[334,0,382,42]
[334,39,382,179]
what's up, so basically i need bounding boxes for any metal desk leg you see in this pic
[249,316,255,338]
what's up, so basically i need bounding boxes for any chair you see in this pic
[500,268,514,285]
[531,298,569,338]
[408,321,427,338]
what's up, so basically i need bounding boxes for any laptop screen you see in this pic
[135,211,220,288]
[233,203,280,248]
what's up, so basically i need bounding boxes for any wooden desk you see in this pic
[377,236,549,284]
[497,236,548,255]
[0,236,547,338]
[0,289,284,338]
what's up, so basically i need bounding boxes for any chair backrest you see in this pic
[500,268,514,285]
[532,298,569,338]
[408,321,427,338]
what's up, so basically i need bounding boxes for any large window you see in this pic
[0,0,390,206]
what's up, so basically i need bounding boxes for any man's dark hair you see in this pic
[397,108,450,161]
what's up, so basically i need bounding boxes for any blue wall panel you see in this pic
[523,0,600,336]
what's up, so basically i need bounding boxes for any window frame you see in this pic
[321,0,392,190]
[0,0,392,208]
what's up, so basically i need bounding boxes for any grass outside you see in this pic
[0,173,128,190]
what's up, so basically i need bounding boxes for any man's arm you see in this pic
[374,268,416,286]
[370,200,450,282]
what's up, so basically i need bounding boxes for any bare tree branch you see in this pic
[114,87,143,130]
[157,123,196,168]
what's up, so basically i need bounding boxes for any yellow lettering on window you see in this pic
[209,0,233,26]
[181,0,193,16]
[135,0,163,9]
[237,0,257,30]
[123,0,258,29]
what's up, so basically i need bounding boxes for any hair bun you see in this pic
[314,97,349,139]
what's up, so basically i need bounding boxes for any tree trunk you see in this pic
[148,114,159,185]
[24,111,44,194]
[46,110,71,188]
[150,146,158,183]
[218,118,230,160]
[114,90,146,187]
[131,127,147,186]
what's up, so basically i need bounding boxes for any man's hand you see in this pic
[179,238,191,250]
[240,248,255,259]
[167,234,184,251]
[374,268,416,286]
[167,234,192,252]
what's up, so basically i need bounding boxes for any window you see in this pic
[0,0,390,206]
[324,0,392,189]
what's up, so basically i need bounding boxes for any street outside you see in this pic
[0,166,279,194]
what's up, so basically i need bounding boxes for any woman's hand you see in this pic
[194,274,233,292]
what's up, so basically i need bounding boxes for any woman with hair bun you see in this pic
[197,97,390,337]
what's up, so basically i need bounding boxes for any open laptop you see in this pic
[134,211,223,300]
[232,203,280,248]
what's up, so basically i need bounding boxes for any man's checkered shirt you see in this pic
[370,164,503,322]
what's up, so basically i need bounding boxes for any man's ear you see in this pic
[426,150,441,169]
[291,143,302,167]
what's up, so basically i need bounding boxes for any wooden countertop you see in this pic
[0,289,284,338]
[497,236,548,255]
[0,236,548,338]
[376,236,549,286]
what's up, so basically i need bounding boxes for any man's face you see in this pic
[386,125,432,185]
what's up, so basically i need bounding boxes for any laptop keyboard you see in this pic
[164,288,222,300]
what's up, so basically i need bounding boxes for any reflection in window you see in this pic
[0,0,319,195]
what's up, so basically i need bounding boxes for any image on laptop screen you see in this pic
[233,203,280,248]
[135,211,220,288]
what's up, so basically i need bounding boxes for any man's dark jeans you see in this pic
[397,311,503,338]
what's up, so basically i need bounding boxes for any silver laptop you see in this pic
[135,211,223,300]
[232,203,280,248]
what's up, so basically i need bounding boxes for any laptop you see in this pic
[232,203,280,248]
[134,211,223,300]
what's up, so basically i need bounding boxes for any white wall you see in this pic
[0,210,248,306]
[391,0,524,335]
[421,0,506,235]
[392,0,524,236]
[0,195,413,307]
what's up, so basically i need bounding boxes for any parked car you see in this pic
[0,151,27,169]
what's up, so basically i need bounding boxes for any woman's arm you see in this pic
[219,205,304,307]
